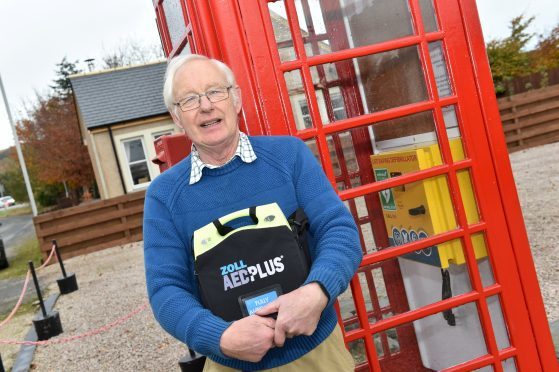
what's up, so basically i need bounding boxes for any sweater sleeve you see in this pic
[143,185,231,359]
[291,139,363,308]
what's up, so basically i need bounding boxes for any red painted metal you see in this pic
[152,133,191,172]
[457,1,557,367]
[152,0,558,370]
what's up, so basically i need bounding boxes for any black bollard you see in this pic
[178,348,206,372]
[52,240,78,294]
[29,261,63,340]
[0,238,8,270]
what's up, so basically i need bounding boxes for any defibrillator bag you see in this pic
[193,203,310,321]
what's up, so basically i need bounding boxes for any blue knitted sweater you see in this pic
[143,135,361,370]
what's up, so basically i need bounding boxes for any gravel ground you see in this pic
[509,141,559,323]
[1,142,556,371]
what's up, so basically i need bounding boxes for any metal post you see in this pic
[28,261,47,318]
[0,74,38,216]
[52,240,67,278]
[52,239,78,294]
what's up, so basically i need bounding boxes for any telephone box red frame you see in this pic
[152,0,558,370]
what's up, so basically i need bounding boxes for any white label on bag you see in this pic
[223,255,285,291]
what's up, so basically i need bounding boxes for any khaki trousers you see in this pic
[203,324,354,372]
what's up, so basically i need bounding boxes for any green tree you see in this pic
[532,24,559,71]
[486,15,536,95]
[0,148,28,202]
[50,57,82,99]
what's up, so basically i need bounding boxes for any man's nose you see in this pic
[199,95,213,111]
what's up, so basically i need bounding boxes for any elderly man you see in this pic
[143,54,361,371]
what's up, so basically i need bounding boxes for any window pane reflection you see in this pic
[163,0,187,48]
[309,47,428,122]
[284,70,314,130]
[295,0,414,57]
[268,1,297,62]
[419,0,439,33]
[487,295,511,350]
[374,302,489,371]
[429,41,453,98]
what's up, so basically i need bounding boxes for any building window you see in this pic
[122,138,151,187]
[298,99,313,129]
[331,92,348,121]
[298,91,347,128]
[153,130,174,141]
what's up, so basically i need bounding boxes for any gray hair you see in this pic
[163,54,238,114]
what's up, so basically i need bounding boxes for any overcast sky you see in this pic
[0,0,558,151]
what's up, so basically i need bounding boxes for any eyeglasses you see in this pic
[174,86,234,112]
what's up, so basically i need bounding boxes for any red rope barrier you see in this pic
[38,244,57,270]
[0,301,149,346]
[0,244,58,329]
[0,271,31,329]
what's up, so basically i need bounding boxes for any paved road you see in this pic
[0,213,45,314]
[0,214,35,260]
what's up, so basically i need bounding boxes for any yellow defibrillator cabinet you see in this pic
[370,138,487,268]
[371,138,509,370]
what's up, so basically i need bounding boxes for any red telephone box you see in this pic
[152,1,558,370]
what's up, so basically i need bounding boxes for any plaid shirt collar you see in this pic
[189,132,257,185]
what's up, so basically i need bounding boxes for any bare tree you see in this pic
[101,39,165,69]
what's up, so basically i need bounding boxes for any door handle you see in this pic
[408,205,426,216]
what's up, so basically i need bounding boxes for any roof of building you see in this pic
[70,61,168,129]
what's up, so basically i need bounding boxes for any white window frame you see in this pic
[121,137,153,190]
[152,130,174,141]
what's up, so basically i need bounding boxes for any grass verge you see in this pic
[0,205,32,218]
[0,237,42,280]
[0,300,39,372]
[0,300,38,321]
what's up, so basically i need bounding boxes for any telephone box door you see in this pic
[153,0,557,370]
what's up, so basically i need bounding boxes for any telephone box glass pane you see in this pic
[457,169,481,224]
[325,110,445,191]
[359,240,474,321]
[163,0,187,48]
[358,265,392,322]
[180,39,192,55]
[375,302,488,371]
[347,338,367,366]
[337,285,359,333]
[343,174,466,255]
[312,46,428,121]
[284,70,314,130]
[292,0,414,58]
[429,41,453,98]
[376,173,461,250]
[487,295,511,350]
[397,245,474,312]
[474,233,496,287]
[502,358,518,371]
[442,105,465,160]
[304,138,320,163]
[326,132,359,186]
[419,0,439,33]
[268,1,297,62]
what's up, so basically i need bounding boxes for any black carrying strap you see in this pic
[213,206,258,236]
[441,268,456,326]
[288,208,311,267]
[178,348,206,372]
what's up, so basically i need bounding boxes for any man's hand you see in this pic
[256,283,328,347]
[220,315,276,362]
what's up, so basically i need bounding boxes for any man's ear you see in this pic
[234,86,242,114]
[170,110,183,128]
